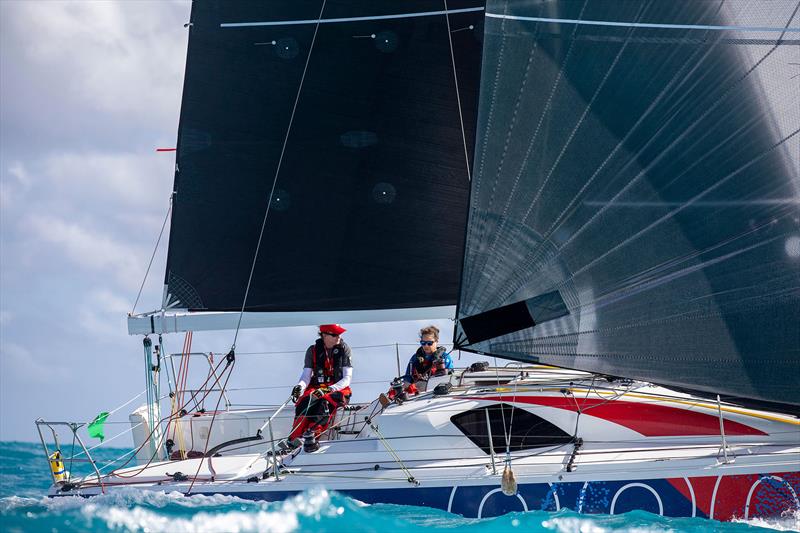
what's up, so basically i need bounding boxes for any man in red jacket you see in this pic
[285,324,353,452]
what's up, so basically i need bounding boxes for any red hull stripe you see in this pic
[477,396,767,436]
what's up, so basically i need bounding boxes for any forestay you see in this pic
[456,0,800,409]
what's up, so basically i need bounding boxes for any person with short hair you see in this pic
[285,324,352,452]
[401,325,453,393]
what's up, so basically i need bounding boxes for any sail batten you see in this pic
[458,0,800,408]
[485,13,800,34]
[221,7,486,28]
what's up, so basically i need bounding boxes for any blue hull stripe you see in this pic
[216,475,800,519]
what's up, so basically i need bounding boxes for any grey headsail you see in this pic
[457,0,800,408]
[164,1,484,312]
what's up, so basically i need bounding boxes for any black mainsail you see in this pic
[164,1,483,313]
[456,0,800,409]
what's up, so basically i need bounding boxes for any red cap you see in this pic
[319,324,346,335]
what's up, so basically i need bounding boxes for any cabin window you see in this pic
[451,403,572,454]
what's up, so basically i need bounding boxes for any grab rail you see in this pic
[34,419,104,492]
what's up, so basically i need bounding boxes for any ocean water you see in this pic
[1,441,798,532]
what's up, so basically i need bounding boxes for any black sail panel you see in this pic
[165,0,483,311]
[458,0,800,407]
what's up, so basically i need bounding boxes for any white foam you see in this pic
[74,487,339,533]
[0,495,41,512]
[541,516,677,533]
[732,509,800,532]
[90,506,300,533]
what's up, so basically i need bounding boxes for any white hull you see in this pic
[49,366,800,521]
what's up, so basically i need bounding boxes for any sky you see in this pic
[0,0,486,445]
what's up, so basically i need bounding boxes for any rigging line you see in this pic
[226,343,434,355]
[96,448,139,474]
[492,355,511,457]
[366,419,417,483]
[215,379,391,392]
[506,371,519,454]
[81,389,146,425]
[230,0,329,351]
[110,356,234,479]
[74,423,144,458]
[443,0,472,182]
[188,359,235,494]
[131,196,172,314]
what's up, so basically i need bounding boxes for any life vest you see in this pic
[411,346,447,381]
[309,339,351,396]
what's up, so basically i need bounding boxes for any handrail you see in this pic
[34,419,105,492]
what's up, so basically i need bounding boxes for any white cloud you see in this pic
[25,214,145,290]
[7,161,31,188]
[0,341,63,385]
[89,288,134,314]
[0,161,32,208]
[5,0,188,121]
[77,288,136,338]
[0,310,13,326]
[78,306,129,339]
[41,150,173,209]
[0,0,189,441]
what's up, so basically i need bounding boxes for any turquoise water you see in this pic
[1,441,797,532]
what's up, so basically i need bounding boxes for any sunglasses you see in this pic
[419,340,435,346]
[322,332,340,337]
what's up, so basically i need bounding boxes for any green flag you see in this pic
[87,412,110,442]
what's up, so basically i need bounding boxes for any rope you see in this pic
[492,356,511,456]
[365,419,418,485]
[232,343,433,356]
[168,331,192,459]
[231,0,329,350]
[108,356,234,480]
[187,357,236,493]
[131,196,172,314]
[443,0,472,181]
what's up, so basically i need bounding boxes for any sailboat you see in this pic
[35,0,800,522]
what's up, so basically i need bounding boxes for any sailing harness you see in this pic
[308,339,351,397]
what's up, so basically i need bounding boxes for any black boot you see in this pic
[302,430,319,453]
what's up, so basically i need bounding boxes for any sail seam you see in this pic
[485,14,800,33]
[220,7,485,28]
